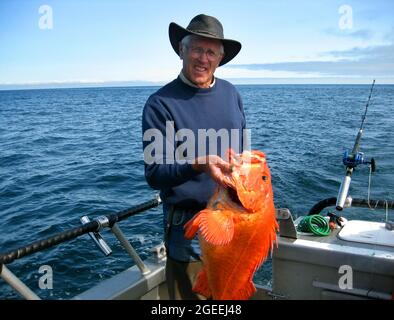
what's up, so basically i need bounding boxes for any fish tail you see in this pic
[216,280,256,300]
[234,281,256,300]
[193,268,212,298]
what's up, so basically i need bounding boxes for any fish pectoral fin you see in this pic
[184,209,207,239]
[184,209,235,245]
[200,210,234,245]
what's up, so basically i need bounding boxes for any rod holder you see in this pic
[336,175,352,211]
[80,216,112,256]
[111,223,150,275]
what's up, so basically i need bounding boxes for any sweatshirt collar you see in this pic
[179,71,216,88]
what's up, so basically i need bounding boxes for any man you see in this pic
[142,14,246,299]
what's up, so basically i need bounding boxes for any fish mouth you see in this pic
[227,186,243,207]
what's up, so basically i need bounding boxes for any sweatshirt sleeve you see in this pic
[237,90,246,130]
[236,90,247,151]
[142,96,200,190]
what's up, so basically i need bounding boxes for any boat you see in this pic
[2,195,392,300]
[72,201,394,300]
[1,81,393,300]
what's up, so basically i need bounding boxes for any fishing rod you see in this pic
[336,80,376,211]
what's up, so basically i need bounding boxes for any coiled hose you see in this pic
[297,215,331,236]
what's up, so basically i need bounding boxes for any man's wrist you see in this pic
[192,157,209,172]
[191,162,203,172]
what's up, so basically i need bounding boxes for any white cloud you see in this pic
[224,40,394,79]
[216,67,323,79]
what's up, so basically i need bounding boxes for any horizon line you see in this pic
[0,78,393,91]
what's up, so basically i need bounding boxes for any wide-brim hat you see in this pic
[169,14,241,66]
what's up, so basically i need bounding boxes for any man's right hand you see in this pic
[192,155,234,188]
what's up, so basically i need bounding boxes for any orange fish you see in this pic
[184,150,278,300]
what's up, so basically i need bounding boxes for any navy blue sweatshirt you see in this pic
[142,76,246,209]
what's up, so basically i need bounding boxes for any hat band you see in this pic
[187,29,222,39]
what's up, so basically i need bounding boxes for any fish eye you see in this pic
[262,176,268,181]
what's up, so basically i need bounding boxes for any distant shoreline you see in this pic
[1,78,393,91]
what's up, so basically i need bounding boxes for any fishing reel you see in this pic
[337,150,377,210]
[342,150,376,172]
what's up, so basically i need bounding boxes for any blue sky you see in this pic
[0,0,393,88]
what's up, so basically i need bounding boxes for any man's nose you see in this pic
[197,51,209,63]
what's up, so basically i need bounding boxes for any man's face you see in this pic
[180,36,224,88]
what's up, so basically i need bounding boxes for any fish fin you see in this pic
[200,210,234,245]
[184,209,234,245]
[193,269,212,298]
[234,281,256,300]
[184,211,205,240]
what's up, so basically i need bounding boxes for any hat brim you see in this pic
[169,22,241,66]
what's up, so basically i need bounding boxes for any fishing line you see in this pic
[366,164,378,210]
[385,200,389,223]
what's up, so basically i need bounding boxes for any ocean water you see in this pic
[0,84,393,299]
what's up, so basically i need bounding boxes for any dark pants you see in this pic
[165,256,206,300]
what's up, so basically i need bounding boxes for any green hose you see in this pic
[297,215,331,236]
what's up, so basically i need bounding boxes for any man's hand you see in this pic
[192,155,234,188]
